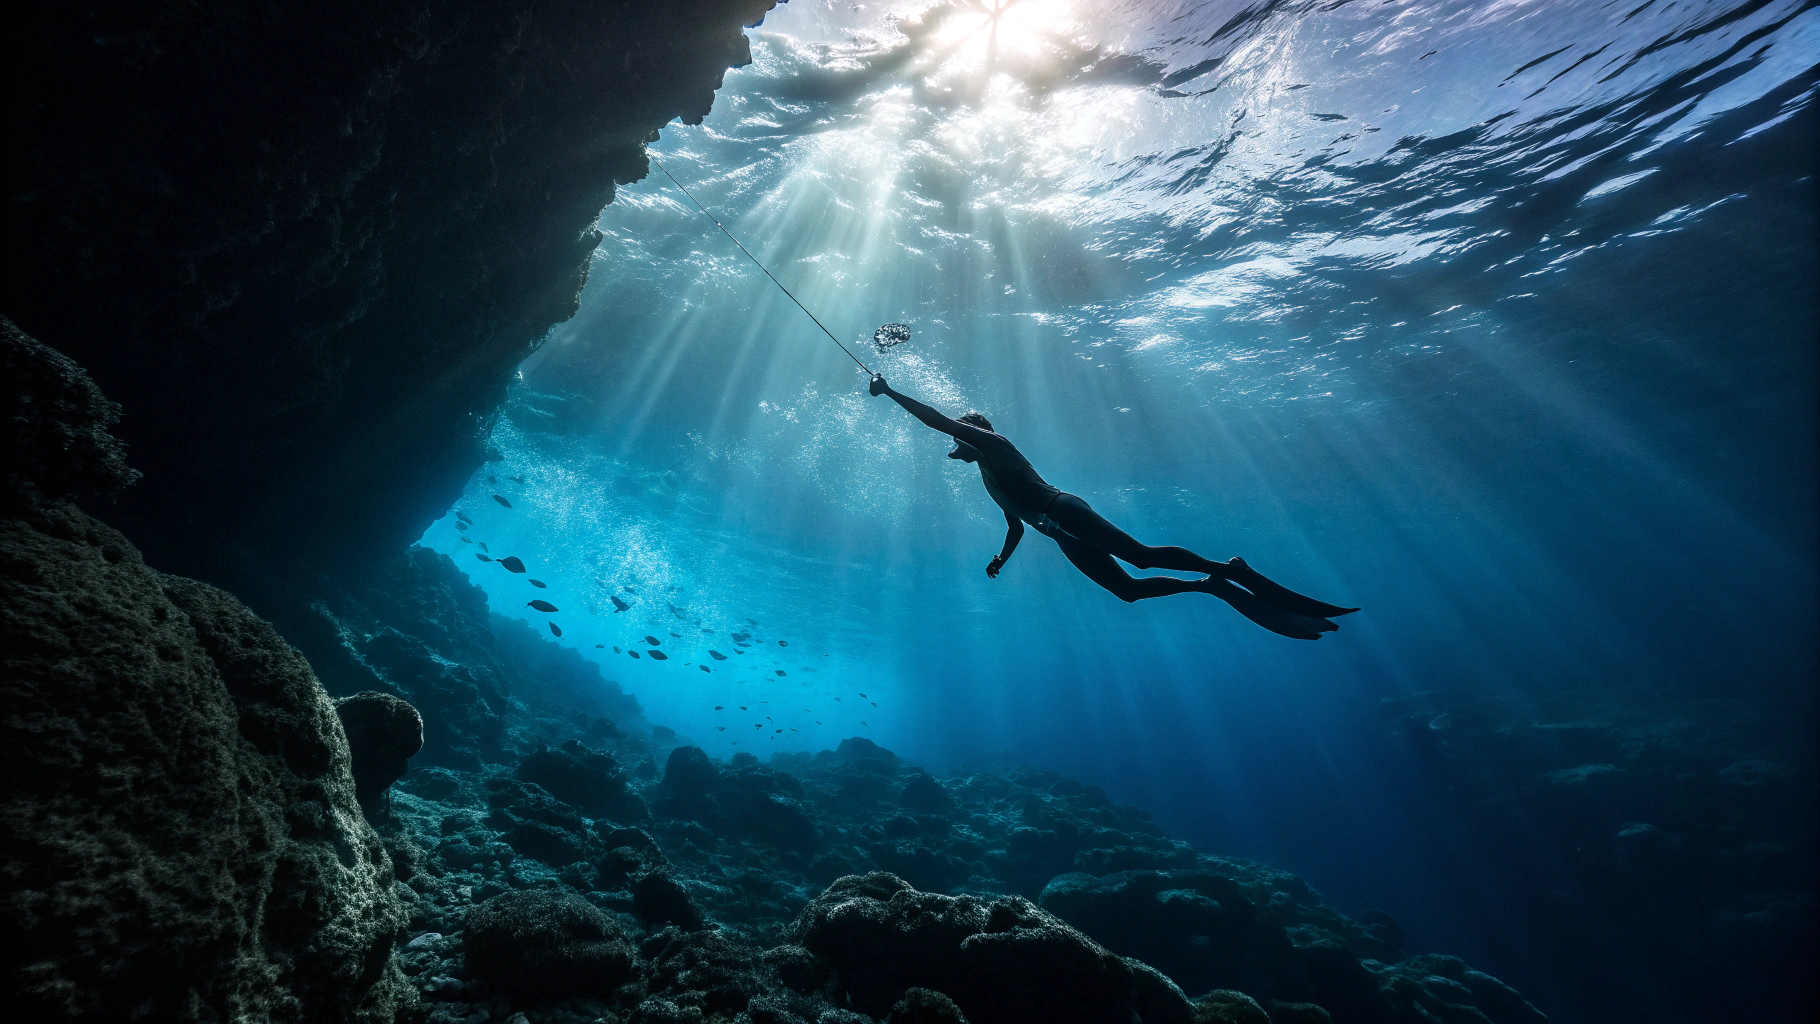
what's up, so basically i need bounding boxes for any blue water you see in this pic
[423,1,1817,1018]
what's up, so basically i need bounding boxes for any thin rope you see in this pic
[651,157,874,377]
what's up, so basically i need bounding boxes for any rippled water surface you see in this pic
[423,2,1816,1019]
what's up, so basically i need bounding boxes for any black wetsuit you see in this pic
[871,374,1356,636]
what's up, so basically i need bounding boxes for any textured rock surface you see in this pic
[336,691,426,809]
[0,316,139,502]
[0,326,412,1020]
[0,502,413,1021]
[463,888,635,999]
[794,871,1193,1024]
[5,0,777,603]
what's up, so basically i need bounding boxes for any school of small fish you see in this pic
[453,483,882,749]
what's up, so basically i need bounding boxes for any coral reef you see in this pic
[0,327,414,1021]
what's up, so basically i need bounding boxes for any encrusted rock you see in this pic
[335,690,425,809]
[463,888,634,999]
[793,871,1193,1024]
[887,987,971,1023]
[0,498,412,1021]
[0,317,138,503]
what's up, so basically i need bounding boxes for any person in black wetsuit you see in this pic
[868,374,1358,639]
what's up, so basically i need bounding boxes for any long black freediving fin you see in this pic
[1204,577,1337,640]
[1225,557,1359,619]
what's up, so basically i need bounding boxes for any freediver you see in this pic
[868,374,1358,639]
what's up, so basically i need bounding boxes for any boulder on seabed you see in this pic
[793,871,1193,1024]
[887,987,971,1023]
[334,690,424,809]
[463,888,635,998]
[516,738,648,821]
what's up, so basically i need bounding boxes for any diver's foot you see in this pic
[1226,556,1359,617]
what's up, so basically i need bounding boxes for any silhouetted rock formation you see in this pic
[5,0,777,604]
[0,317,139,504]
[336,691,426,810]
[0,327,412,1021]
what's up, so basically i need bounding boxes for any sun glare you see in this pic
[929,0,1069,66]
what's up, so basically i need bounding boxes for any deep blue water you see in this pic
[421,2,1817,1019]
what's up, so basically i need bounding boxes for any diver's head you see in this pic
[950,412,992,461]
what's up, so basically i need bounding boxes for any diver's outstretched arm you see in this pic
[988,512,1024,578]
[869,375,999,448]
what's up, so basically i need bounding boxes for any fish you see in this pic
[613,647,620,653]
[644,636,661,646]
[739,707,747,711]
[595,644,605,649]
[870,702,878,707]
[775,729,783,734]
[668,603,688,619]
[708,651,727,661]
[487,475,496,484]
[493,494,512,508]
[479,542,488,552]
[455,521,468,531]
[790,728,798,733]
[834,698,842,702]
[775,670,787,677]
[476,553,493,562]
[610,595,631,613]
[459,536,473,543]
[735,650,744,655]
[859,693,867,698]
[498,556,526,573]
[747,618,759,625]
[528,579,547,588]
[527,600,558,613]
[649,651,669,661]
[549,623,562,637]
[456,511,472,524]
[700,666,710,673]
[715,706,723,710]
[861,721,867,726]
[778,640,789,647]
[669,632,681,638]
[701,628,714,633]
[731,631,752,642]
[754,724,762,729]
[716,726,726,731]
[628,650,641,659]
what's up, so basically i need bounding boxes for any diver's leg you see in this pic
[1046,494,1229,574]
[1051,533,1205,603]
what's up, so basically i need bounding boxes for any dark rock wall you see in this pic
[3,0,775,601]
[0,328,412,1021]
